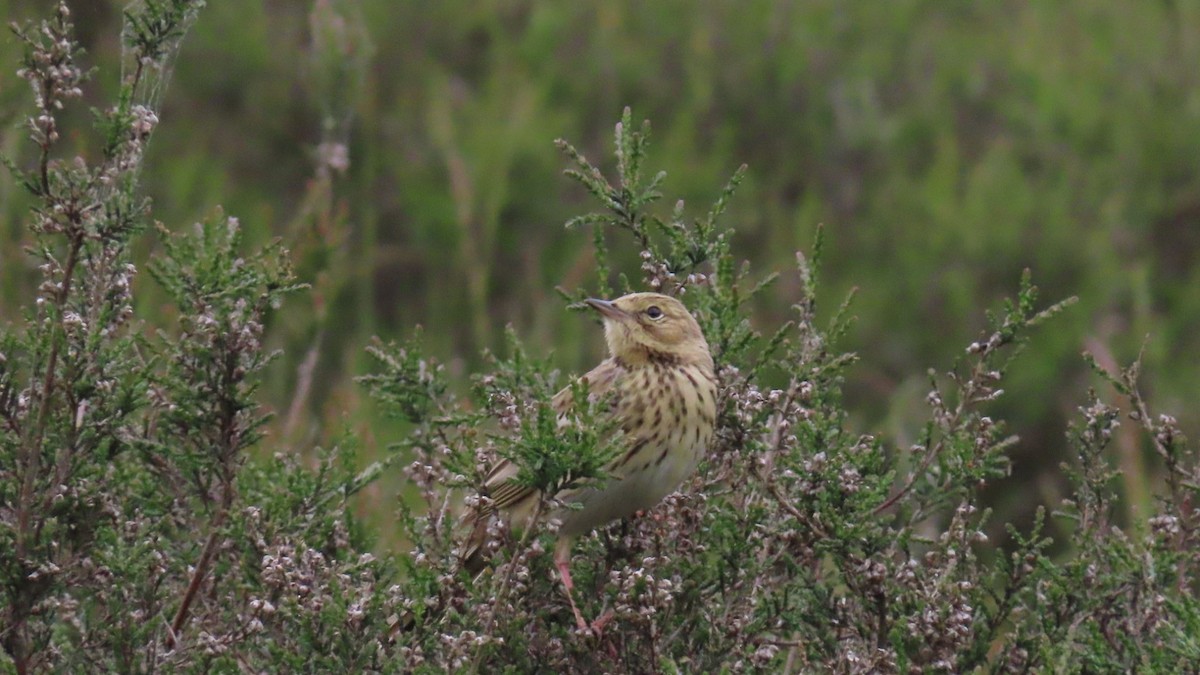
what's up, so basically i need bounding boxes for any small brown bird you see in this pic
[463,292,718,630]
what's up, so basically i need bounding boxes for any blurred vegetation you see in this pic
[2,0,1199,548]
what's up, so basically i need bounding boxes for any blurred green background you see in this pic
[2,0,1198,540]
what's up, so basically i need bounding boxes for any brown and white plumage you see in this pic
[461,292,717,629]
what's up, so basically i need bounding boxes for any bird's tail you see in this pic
[458,506,493,576]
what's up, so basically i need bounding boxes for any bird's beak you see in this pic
[585,298,627,320]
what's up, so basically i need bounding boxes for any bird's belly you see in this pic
[556,444,700,537]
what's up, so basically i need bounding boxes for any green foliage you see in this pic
[558,106,748,303]
[478,334,621,498]
[147,213,302,482]
[359,331,446,425]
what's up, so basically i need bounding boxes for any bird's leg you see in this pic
[555,538,588,631]
[554,538,619,636]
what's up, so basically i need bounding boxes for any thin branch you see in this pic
[165,480,233,650]
[284,330,323,439]
[16,233,83,559]
[872,365,983,516]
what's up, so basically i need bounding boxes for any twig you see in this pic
[762,381,799,476]
[283,330,323,439]
[166,481,233,650]
[872,365,985,516]
[16,235,82,559]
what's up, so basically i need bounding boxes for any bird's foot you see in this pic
[554,543,613,635]
[589,609,615,635]
[570,601,588,632]
[573,609,615,638]
[556,555,589,631]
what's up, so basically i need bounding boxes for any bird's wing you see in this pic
[484,358,625,509]
[550,357,624,415]
[460,359,626,572]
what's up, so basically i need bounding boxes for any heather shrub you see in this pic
[1,3,388,672]
[2,4,1198,674]
[368,112,1200,673]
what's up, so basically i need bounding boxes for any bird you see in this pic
[461,292,718,630]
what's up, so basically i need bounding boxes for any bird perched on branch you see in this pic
[462,292,718,630]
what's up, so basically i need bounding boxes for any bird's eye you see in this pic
[646,306,664,319]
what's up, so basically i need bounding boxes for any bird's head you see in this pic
[585,292,712,369]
